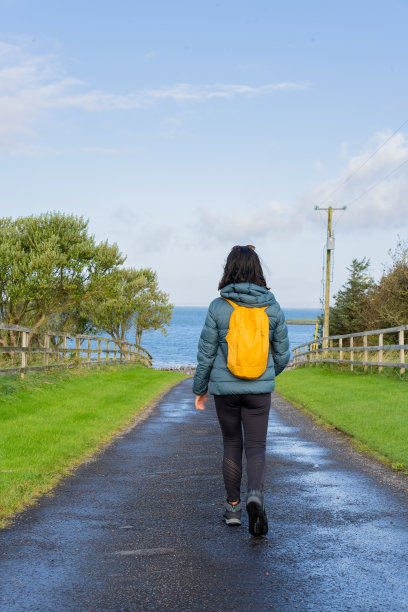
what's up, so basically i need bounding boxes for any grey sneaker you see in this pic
[246,490,268,536]
[223,500,242,526]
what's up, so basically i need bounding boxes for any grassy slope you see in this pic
[0,366,186,525]
[276,367,408,470]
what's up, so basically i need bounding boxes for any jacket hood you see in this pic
[220,283,276,308]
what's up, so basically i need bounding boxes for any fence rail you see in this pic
[0,324,152,375]
[292,324,408,375]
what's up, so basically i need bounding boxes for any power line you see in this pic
[316,117,408,208]
[345,155,408,208]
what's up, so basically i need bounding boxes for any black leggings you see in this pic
[214,393,271,502]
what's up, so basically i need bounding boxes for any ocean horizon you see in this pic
[127,306,321,369]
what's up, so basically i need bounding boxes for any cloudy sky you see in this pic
[1,0,408,307]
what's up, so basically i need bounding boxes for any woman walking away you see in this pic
[193,245,290,536]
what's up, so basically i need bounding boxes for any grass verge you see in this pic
[276,367,408,473]
[0,365,186,527]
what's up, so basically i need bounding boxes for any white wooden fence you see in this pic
[0,323,152,375]
[292,324,408,375]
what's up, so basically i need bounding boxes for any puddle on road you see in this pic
[267,411,333,467]
[113,547,175,557]
[268,423,301,435]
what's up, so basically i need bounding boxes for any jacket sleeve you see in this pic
[272,309,290,376]
[193,304,219,395]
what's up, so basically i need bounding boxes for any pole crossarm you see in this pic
[314,206,347,211]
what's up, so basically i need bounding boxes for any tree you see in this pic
[133,269,173,345]
[322,258,375,336]
[0,212,124,337]
[79,268,148,346]
[366,240,408,328]
[80,268,173,348]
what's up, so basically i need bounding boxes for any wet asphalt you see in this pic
[1,378,408,612]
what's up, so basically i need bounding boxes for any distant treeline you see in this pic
[321,241,408,336]
[0,212,173,348]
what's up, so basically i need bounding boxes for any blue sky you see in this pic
[1,0,408,306]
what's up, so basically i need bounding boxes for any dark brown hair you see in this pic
[218,245,269,290]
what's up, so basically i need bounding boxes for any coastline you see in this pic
[286,319,317,325]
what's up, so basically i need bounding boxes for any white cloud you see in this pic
[0,40,307,152]
[304,130,408,230]
[197,200,300,245]
[194,129,408,246]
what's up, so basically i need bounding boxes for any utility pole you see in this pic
[314,205,346,348]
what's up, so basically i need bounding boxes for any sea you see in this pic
[131,307,321,369]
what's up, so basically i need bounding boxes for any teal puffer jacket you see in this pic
[193,283,290,396]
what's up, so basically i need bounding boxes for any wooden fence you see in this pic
[0,323,152,376]
[292,324,408,375]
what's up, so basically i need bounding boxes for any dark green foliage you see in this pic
[366,240,408,329]
[325,258,375,335]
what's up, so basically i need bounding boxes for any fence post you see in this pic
[76,337,81,362]
[339,337,343,362]
[399,330,405,376]
[21,330,28,377]
[378,333,383,373]
[350,336,354,371]
[97,339,101,363]
[329,339,333,364]
[87,338,91,364]
[363,334,368,372]
[44,334,50,367]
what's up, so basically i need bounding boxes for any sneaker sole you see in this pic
[247,501,268,536]
[224,517,242,526]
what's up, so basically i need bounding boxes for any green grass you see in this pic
[0,365,186,526]
[276,367,408,471]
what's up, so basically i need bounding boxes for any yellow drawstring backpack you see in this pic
[223,298,270,379]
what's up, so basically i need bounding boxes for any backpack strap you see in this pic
[222,298,238,309]
[222,298,268,312]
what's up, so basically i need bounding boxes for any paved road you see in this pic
[1,378,408,611]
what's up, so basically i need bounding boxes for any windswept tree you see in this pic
[0,212,124,337]
[79,268,148,346]
[80,267,173,348]
[133,269,173,345]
